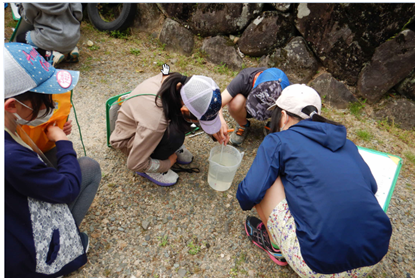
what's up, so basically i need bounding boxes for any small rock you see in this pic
[142,220,150,230]
[87,40,94,47]
[178,268,187,277]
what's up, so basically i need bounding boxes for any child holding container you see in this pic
[236,84,392,277]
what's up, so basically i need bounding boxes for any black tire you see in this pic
[87,3,137,31]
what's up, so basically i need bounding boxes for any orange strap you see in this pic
[252,71,263,87]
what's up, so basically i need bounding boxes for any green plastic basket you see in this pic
[105,91,131,147]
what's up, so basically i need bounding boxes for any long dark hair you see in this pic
[13,91,55,121]
[269,106,341,134]
[155,73,191,134]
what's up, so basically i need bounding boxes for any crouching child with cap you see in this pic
[213,67,290,145]
[110,65,223,187]
[236,84,392,277]
[4,43,101,278]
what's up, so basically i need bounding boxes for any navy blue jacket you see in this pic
[236,120,392,274]
[5,131,87,278]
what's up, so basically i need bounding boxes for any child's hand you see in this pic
[45,124,68,142]
[212,117,230,145]
[63,120,72,135]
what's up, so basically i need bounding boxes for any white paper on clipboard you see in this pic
[358,147,402,212]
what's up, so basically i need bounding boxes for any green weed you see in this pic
[214,63,229,75]
[356,129,373,141]
[177,56,188,69]
[187,241,201,255]
[229,267,238,277]
[6,20,16,28]
[158,43,166,51]
[158,235,168,247]
[130,48,141,56]
[88,45,100,51]
[348,100,366,118]
[377,118,415,147]
[109,29,130,39]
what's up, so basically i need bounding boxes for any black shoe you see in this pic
[244,216,287,266]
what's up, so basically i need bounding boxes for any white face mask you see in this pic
[13,99,54,127]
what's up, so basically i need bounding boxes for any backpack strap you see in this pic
[252,71,263,88]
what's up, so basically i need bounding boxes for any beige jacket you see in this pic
[110,73,172,173]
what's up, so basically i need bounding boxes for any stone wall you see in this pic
[132,3,415,129]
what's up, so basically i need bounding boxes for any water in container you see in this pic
[208,145,244,191]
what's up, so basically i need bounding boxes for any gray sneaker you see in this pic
[230,122,250,145]
[175,145,193,164]
[137,169,179,186]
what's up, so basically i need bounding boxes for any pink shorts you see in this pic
[267,199,376,278]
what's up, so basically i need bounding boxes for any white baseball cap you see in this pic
[267,84,321,119]
[180,75,222,134]
[4,43,79,99]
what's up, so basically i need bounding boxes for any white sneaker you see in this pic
[175,145,193,164]
[137,169,179,186]
[52,51,65,66]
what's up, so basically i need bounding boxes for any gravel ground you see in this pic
[64,61,415,278]
[4,12,415,278]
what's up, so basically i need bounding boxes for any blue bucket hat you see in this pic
[4,43,80,99]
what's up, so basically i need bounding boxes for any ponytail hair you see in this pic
[301,105,341,126]
[155,73,191,134]
[269,105,342,134]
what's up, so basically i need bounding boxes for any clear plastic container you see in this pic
[208,145,244,191]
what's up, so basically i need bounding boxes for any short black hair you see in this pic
[11,91,55,121]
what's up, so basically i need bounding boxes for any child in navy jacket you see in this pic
[4,43,101,278]
[236,84,392,277]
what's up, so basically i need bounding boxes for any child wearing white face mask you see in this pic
[4,43,101,278]
[13,97,55,126]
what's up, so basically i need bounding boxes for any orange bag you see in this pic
[17,91,72,153]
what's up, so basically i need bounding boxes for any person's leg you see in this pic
[227,94,248,126]
[151,124,185,160]
[68,157,101,227]
[16,31,48,59]
[255,176,286,244]
[229,94,252,145]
